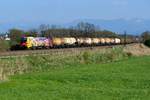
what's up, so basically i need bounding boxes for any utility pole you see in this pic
[124,31,127,46]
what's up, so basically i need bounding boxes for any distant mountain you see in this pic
[0,22,42,33]
[64,19,150,35]
[1,18,150,35]
[0,21,61,33]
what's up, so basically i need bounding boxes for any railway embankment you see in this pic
[0,43,149,81]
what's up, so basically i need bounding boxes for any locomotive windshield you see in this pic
[21,37,27,43]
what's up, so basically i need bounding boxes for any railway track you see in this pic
[0,44,135,59]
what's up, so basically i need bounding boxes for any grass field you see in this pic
[0,56,150,100]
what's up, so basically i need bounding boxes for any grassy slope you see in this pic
[0,56,150,100]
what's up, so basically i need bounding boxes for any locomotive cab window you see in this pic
[21,37,27,43]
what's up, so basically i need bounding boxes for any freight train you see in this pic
[17,37,125,50]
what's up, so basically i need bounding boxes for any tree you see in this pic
[26,29,38,37]
[76,22,96,37]
[9,29,23,45]
[39,24,49,36]
[141,31,150,42]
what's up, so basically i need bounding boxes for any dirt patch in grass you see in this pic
[123,43,150,56]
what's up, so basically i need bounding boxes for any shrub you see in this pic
[0,40,10,52]
[144,39,150,47]
[82,51,92,64]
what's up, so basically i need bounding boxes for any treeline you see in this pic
[38,22,118,38]
[9,22,118,37]
[8,22,119,46]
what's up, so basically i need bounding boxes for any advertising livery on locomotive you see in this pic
[20,37,122,49]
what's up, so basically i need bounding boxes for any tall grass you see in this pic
[78,47,129,64]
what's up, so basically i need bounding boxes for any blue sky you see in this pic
[0,0,150,23]
[0,0,150,32]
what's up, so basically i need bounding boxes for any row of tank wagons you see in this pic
[21,37,122,49]
[120,38,139,44]
[51,37,121,46]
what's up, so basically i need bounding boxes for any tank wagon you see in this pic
[105,38,111,45]
[92,38,100,45]
[20,37,122,49]
[115,38,121,44]
[62,38,76,47]
[83,38,92,46]
[77,38,85,46]
[52,38,62,48]
[99,38,105,45]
